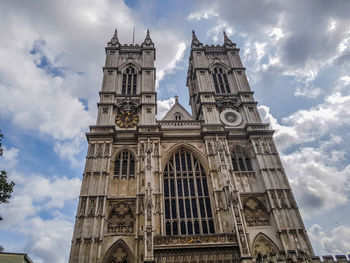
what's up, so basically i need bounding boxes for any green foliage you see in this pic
[0,130,15,221]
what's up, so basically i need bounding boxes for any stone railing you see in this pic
[106,222,133,234]
[245,123,270,132]
[159,120,202,129]
[154,233,237,248]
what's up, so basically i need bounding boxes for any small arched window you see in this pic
[174,112,183,120]
[163,149,215,236]
[122,67,137,95]
[212,66,230,94]
[114,150,135,177]
[231,147,253,172]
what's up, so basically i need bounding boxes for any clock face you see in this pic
[219,109,242,127]
[115,110,139,128]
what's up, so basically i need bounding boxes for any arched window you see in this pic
[114,150,135,177]
[163,149,215,236]
[174,112,183,120]
[122,67,137,95]
[212,66,230,94]
[231,147,253,172]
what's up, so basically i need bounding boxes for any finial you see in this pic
[223,30,234,46]
[108,28,119,45]
[223,30,229,41]
[192,30,198,41]
[175,95,179,103]
[191,30,202,47]
[142,28,153,46]
[146,29,151,39]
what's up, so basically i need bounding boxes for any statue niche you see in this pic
[107,201,135,234]
[243,197,269,226]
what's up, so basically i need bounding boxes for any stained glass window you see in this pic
[164,150,215,235]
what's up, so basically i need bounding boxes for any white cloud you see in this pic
[18,216,74,263]
[157,98,176,119]
[294,86,323,98]
[309,224,350,256]
[187,9,218,21]
[282,145,349,217]
[156,42,186,88]
[0,147,19,170]
[0,0,188,167]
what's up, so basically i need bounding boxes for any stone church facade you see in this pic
[69,29,315,263]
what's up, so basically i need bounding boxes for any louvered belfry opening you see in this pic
[163,149,215,236]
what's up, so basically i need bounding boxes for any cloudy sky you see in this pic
[0,0,350,262]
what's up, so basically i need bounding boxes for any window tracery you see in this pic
[231,147,253,172]
[212,66,230,94]
[163,149,215,236]
[122,66,137,95]
[107,201,135,234]
[114,150,135,178]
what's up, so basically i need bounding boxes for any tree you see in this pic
[0,130,15,221]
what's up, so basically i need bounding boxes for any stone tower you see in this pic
[69,29,314,263]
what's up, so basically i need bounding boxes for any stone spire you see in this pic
[223,30,234,46]
[108,28,119,46]
[142,29,154,47]
[191,30,202,47]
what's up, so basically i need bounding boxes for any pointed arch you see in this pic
[112,147,137,178]
[119,61,142,73]
[103,239,134,263]
[162,146,215,236]
[231,145,254,172]
[251,233,279,258]
[161,143,209,174]
[208,63,231,94]
[208,61,230,73]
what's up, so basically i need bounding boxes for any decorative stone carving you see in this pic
[154,142,159,156]
[104,144,110,157]
[104,241,132,263]
[88,144,95,157]
[87,198,96,217]
[107,200,135,234]
[79,197,87,216]
[96,144,103,158]
[252,233,278,258]
[286,190,296,208]
[242,197,269,226]
[138,194,144,213]
[270,191,278,208]
[153,233,237,246]
[215,96,240,112]
[116,97,139,112]
[207,140,215,155]
[145,183,153,222]
[97,197,104,216]
[146,226,152,251]
[277,190,288,208]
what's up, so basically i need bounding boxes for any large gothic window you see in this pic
[114,150,135,177]
[163,149,215,236]
[122,67,137,95]
[231,147,253,172]
[212,66,230,94]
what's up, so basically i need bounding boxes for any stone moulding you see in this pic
[153,233,238,249]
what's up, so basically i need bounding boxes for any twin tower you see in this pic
[69,29,314,263]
